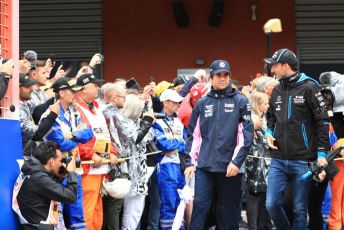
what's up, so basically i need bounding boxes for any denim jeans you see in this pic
[266,158,311,230]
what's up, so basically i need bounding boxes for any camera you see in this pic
[62,152,81,168]
[23,50,37,70]
[0,56,9,64]
[321,88,335,116]
[58,152,81,175]
[61,155,72,165]
[59,154,72,175]
[319,72,336,116]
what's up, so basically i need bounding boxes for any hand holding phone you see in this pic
[89,53,103,68]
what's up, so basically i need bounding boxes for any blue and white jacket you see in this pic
[152,115,188,165]
[185,85,254,173]
[42,104,93,152]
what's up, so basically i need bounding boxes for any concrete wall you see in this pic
[103,0,295,85]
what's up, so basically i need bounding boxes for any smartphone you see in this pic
[48,53,56,64]
[99,54,104,62]
[149,76,155,83]
[126,78,140,89]
[49,61,64,79]
[60,62,65,69]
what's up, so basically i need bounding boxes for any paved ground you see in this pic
[209,210,275,230]
[206,211,249,229]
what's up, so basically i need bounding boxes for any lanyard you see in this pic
[162,119,175,138]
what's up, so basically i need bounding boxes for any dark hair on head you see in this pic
[23,140,38,157]
[209,72,231,79]
[230,79,239,86]
[35,60,46,68]
[33,141,60,165]
[289,62,299,72]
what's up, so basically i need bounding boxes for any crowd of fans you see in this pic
[1,49,344,230]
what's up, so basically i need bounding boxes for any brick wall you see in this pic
[103,0,295,85]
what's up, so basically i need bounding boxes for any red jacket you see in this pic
[178,93,193,128]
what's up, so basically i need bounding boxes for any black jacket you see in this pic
[17,157,77,224]
[136,115,154,144]
[32,97,55,125]
[267,73,329,160]
[0,72,9,101]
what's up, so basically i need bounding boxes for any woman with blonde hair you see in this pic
[102,86,155,230]
[245,91,272,230]
[122,94,145,119]
[121,94,155,230]
[249,91,269,127]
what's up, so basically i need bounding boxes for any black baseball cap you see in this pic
[264,48,298,65]
[77,74,103,87]
[52,77,83,93]
[19,73,36,87]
